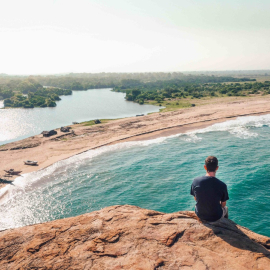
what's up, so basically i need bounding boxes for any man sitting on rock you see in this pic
[190,156,229,222]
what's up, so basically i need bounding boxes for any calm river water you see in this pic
[0,89,160,145]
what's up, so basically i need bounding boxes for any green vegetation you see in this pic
[0,88,13,100]
[1,72,269,110]
[31,73,255,91]
[0,78,72,108]
[113,79,270,108]
[145,99,193,112]
[30,72,188,90]
[82,119,114,126]
[3,86,71,108]
[0,78,42,95]
[3,72,253,91]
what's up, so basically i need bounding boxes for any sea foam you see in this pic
[182,114,270,140]
[0,137,169,205]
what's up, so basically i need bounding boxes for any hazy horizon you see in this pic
[1,69,270,77]
[1,0,269,75]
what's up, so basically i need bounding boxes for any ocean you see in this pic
[0,114,270,237]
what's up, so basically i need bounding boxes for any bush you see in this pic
[24,104,34,108]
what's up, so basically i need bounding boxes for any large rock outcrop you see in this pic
[0,205,269,269]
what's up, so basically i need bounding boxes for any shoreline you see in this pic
[1,95,270,188]
[121,109,270,141]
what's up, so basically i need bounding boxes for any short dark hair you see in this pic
[205,156,218,172]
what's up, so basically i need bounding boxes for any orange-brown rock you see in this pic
[0,205,269,269]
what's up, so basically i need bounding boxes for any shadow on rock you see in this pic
[203,218,270,256]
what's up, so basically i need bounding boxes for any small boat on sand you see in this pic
[4,169,22,175]
[24,160,38,166]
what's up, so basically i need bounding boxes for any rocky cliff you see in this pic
[0,205,269,270]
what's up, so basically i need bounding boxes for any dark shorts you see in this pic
[222,206,228,218]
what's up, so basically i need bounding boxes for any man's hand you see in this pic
[194,196,196,201]
[221,201,226,207]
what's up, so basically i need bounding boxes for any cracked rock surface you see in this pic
[0,205,269,269]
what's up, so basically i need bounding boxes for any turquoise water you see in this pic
[0,88,160,145]
[0,114,270,237]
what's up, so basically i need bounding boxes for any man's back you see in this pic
[190,176,229,222]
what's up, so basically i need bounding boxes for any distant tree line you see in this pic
[30,73,255,91]
[30,72,187,89]
[0,88,13,100]
[113,79,270,105]
[4,87,72,108]
[1,78,72,108]
[0,72,262,108]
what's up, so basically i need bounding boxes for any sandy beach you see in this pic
[1,95,270,187]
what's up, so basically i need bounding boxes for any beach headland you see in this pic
[1,95,270,187]
[1,205,269,269]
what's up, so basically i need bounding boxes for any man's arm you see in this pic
[221,184,229,208]
[194,196,196,201]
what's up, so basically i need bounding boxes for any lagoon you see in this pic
[0,89,160,145]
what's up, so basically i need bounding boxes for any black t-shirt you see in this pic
[190,176,229,222]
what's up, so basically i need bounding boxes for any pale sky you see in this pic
[0,0,269,75]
